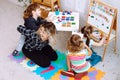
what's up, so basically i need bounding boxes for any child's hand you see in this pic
[101,33,108,44]
[103,37,107,44]
[101,33,107,39]
[45,18,51,22]
[45,14,54,22]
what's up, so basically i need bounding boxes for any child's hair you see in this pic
[81,25,93,47]
[23,2,41,19]
[67,34,84,53]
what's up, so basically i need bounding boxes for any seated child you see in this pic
[61,34,92,79]
[81,25,106,66]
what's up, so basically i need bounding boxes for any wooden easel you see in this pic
[86,0,118,61]
[102,9,118,61]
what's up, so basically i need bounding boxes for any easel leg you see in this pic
[102,45,108,61]
[114,9,118,54]
[114,36,117,53]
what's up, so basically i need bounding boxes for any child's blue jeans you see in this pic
[86,48,102,66]
[16,35,25,51]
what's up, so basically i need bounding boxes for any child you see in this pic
[12,3,50,56]
[17,22,57,68]
[81,25,106,66]
[61,34,92,79]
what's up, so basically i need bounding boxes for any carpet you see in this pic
[51,68,105,80]
[8,50,105,80]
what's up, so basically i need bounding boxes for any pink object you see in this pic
[30,62,33,64]
[41,65,55,74]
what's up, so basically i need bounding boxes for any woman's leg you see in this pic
[41,45,58,61]
[22,46,51,68]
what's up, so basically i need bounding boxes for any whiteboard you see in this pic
[87,0,115,34]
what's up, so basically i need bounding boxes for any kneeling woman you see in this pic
[17,22,58,68]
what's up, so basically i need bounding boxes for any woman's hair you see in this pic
[81,25,93,47]
[36,22,56,37]
[23,2,41,19]
[67,34,84,53]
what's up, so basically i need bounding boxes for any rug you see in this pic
[8,50,105,80]
[51,68,105,80]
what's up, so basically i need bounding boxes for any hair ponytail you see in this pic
[81,26,93,47]
[86,34,90,47]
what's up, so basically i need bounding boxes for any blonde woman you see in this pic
[17,22,57,68]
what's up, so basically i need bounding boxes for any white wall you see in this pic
[60,0,119,27]
[60,0,89,27]
[60,0,120,50]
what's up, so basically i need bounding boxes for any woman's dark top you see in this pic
[17,25,48,52]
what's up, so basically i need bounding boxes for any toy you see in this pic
[62,11,72,15]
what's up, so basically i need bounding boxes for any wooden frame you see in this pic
[87,0,118,61]
[32,0,61,11]
[51,0,61,11]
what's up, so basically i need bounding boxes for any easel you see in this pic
[86,0,118,61]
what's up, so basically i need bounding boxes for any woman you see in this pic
[17,22,57,68]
